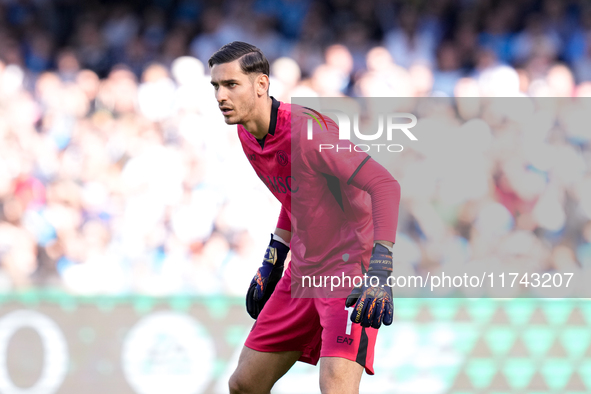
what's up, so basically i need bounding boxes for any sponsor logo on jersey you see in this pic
[256,172,298,194]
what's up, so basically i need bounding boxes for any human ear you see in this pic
[256,74,270,96]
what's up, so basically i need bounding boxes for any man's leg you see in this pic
[319,356,364,394]
[314,298,380,393]
[229,346,303,394]
[233,266,322,393]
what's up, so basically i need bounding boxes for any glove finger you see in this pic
[362,287,381,327]
[246,282,260,319]
[262,271,282,304]
[372,297,385,329]
[253,270,265,302]
[345,286,362,308]
[345,295,358,309]
[360,296,375,328]
[383,297,394,326]
[350,293,366,324]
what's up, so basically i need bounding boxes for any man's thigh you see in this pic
[229,346,302,394]
[319,356,364,394]
[246,266,323,364]
[316,299,379,375]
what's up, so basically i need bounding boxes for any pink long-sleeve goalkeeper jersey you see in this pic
[237,97,380,297]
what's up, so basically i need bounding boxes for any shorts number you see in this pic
[345,307,353,335]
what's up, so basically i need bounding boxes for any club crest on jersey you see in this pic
[276,150,288,166]
[248,154,256,161]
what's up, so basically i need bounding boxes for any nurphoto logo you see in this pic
[305,109,418,153]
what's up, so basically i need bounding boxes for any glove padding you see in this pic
[345,243,393,328]
[246,234,289,319]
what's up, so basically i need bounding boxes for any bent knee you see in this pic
[320,357,363,394]
[229,372,267,394]
[228,373,246,394]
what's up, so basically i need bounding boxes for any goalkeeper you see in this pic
[209,42,400,394]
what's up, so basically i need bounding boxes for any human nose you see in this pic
[216,86,227,103]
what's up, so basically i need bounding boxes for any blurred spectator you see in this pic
[138,63,176,120]
[189,7,244,65]
[479,8,514,64]
[24,30,55,74]
[512,13,561,67]
[324,44,354,93]
[453,21,479,70]
[55,49,80,82]
[569,7,591,83]
[102,5,140,52]
[432,41,463,96]
[546,64,575,96]
[384,6,437,69]
[74,20,111,77]
[270,57,301,102]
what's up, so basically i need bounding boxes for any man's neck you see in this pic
[242,96,273,140]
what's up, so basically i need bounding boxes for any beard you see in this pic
[230,93,257,125]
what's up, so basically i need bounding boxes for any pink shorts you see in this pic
[245,264,378,375]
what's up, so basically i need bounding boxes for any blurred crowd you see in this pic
[1,0,591,295]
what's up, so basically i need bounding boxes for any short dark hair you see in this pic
[208,41,269,76]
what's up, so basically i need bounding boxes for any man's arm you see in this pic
[245,206,291,319]
[301,117,400,327]
[347,157,401,329]
[301,116,399,245]
[349,158,401,248]
[375,240,394,248]
[274,204,292,245]
[274,228,292,244]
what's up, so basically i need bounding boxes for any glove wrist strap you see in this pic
[272,233,290,247]
[264,234,289,267]
[369,243,393,272]
[369,260,392,273]
[373,241,394,254]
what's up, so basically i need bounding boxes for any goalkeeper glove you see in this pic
[345,243,393,328]
[246,234,289,319]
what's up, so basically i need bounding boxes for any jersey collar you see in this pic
[256,96,280,149]
[268,96,280,136]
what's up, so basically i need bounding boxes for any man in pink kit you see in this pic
[209,42,401,394]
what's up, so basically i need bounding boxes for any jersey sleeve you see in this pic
[276,205,291,232]
[348,158,401,243]
[300,116,370,183]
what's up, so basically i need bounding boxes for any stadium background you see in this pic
[1,0,591,393]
